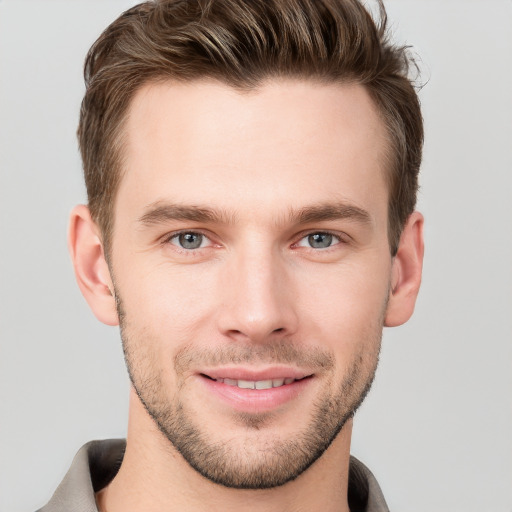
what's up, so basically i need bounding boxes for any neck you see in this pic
[97,390,353,512]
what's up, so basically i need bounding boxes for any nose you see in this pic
[216,242,299,344]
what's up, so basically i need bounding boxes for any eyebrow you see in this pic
[137,201,372,227]
[138,203,234,226]
[294,203,372,226]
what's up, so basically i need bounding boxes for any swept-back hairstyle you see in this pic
[78,0,423,256]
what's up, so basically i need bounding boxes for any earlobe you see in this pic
[384,211,424,327]
[68,205,119,326]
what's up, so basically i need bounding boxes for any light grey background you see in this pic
[1,1,511,511]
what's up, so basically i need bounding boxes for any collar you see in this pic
[37,439,389,512]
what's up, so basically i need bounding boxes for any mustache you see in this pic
[174,341,335,375]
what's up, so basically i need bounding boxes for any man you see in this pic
[39,0,424,510]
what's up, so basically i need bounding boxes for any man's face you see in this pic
[111,79,392,488]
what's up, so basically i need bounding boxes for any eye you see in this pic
[169,232,210,250]
[296,232,341,249]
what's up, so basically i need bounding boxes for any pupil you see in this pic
[179,233,202,249]
[309,233,332,248]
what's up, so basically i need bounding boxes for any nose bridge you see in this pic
[218,237,297,342]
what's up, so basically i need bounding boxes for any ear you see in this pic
[68,205,119,326]
[384,211,424,327]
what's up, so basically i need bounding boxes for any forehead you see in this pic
[118,79,388,223]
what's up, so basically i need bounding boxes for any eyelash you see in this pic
[163,230,215,254]
[162,229,348,254]
[293,230,346,250]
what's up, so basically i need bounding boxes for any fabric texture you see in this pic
[37,439,389,512]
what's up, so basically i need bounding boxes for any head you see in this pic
[70,0,424,491]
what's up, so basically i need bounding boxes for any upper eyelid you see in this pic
[293,229,348,244]
[295,232,341,247]
[163,229,213,242]
[163,230,216,255]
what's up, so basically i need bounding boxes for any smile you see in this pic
[211,377,300,389]
[198,371,313,413]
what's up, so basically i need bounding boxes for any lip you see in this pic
[196,366,314,414]
[200,366,311,382]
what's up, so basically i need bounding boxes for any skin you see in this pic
[69,79,424,512]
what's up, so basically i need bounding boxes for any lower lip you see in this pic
[198,375,312,413]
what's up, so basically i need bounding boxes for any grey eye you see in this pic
[307,233,334,249]
[174,232,205,249]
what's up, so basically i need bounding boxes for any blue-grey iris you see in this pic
[308,233,332,248]
[179,232,203,249]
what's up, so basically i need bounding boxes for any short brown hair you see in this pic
[78,0,423,256]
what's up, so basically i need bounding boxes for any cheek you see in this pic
[116,261,222,343]
[297,258,390,348]
[301,263,390,327]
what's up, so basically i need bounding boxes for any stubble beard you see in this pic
[117,295,383,490]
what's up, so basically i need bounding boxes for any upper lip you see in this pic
[199,366,313,381]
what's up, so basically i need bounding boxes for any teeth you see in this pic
[215,377,296,389]
[238,379,255,389]
[255,380,273,390]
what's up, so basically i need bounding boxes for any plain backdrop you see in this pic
[1,1,511,511]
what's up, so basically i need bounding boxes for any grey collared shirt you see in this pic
[37,439,389,512]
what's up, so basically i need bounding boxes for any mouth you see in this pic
[201,374,309,390]
[197,369,314,413]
